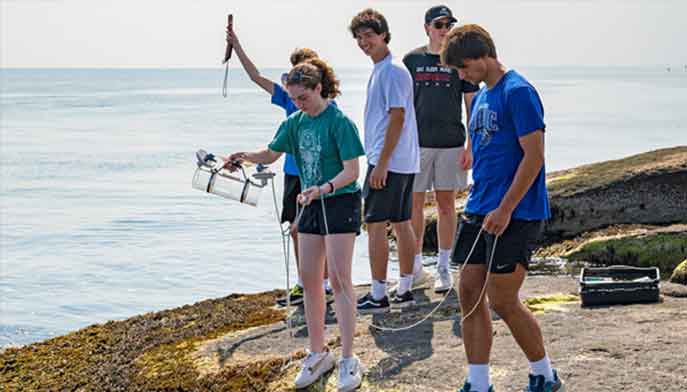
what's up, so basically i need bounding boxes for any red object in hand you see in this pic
[224,14,233,63]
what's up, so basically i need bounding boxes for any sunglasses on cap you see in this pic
[432,20,455,30]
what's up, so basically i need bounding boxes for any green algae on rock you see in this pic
[564,226,687,277]
[523,294,580,314]
[670,259,687,285]
[0,291,285,392]
[420,147,687,254]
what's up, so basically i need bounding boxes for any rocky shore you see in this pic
[2,278,686,391]
[2,147,686,391]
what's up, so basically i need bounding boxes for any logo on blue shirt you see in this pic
[471,103,498,148]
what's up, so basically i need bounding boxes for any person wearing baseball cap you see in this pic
[425,5,458,25]
[403,5,479,298]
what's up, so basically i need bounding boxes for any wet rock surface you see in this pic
[3,278,686,391]
[4,147,687,391]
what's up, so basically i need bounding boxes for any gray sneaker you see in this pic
[458,380,495,392]
[413,267,431,288]
[434,266,453,293]
[524,369,564,392]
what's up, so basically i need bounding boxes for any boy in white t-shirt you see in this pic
[349,8,428,313]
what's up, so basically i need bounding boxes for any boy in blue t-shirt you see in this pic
[226,25,334,305]
[440,25,563,392]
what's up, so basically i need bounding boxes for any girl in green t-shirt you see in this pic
[225,58,365,391]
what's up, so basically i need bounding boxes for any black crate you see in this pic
[579,265,660,307]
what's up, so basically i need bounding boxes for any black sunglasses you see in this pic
[432,21,454,30]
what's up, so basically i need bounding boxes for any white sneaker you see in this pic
[337,355,362,392]
[294,349,335,389]
[434,266,453,293]
[413,267,430,288]
[390,268,431,295]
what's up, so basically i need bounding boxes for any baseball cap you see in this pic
[425,5,458,24]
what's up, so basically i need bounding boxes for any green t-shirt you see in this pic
[268,105,365,198]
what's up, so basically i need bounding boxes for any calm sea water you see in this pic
[1,67,686,347]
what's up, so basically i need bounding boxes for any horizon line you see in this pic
[2,64,685,70]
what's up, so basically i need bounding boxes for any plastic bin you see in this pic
[579,265,660,306]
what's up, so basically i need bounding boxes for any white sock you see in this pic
[438,248,451,269]
[529,355,554,381]
[371,280,387,300]
[296,275,303,288]
[323,279,331,291]
[467,363,490,392]
[413,253,423,275]
[397,274,414,295]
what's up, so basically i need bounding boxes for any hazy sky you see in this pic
[2,0,686,69]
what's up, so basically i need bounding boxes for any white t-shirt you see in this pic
[363,53,420,174]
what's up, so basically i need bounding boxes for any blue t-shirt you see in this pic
[271,83,339,176]
[271,83,300,176]
[466,70,550,220]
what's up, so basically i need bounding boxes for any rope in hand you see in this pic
[269,178,499,372]
[318,192,499,332]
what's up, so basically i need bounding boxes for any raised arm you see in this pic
[226,27,274,95]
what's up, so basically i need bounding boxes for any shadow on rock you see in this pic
[364,289,447,382]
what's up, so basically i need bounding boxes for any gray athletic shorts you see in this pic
[413,147,468,192]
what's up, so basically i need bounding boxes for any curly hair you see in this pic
[349,8,391,44]
[289,48,319,66]
[285,58,341,99]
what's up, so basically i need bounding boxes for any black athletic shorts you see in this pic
[362,165,415,223]
[451,213,544,273]
[298,191,362,235]
[281,174,301,224]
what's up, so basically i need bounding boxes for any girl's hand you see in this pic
[297,186,322,205]
[223,152,245,171]
[226,27,240,47]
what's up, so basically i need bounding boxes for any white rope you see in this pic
[270,178,307,372]
[319,195,498,332]
[222,62,230,98]
[268,175,498,364]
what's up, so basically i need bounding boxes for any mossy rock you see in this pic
[670,259,687,285]
[544,146,687,242]
[565,228,687,278]
[546,146,687,197]
[419,147,687,254]
[0,291,286,391]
